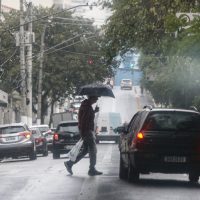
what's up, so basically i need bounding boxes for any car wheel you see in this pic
[29,149,37,160]
[53,151,60,159]
[43,145,48,157]
[119,153,128,180]
[189,172,199,183]
[128,158,139,183]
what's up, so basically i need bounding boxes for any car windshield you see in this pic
[122,80,131,83]
[0,126,25,134]
[58,123,79,133]
[143,112,200,131]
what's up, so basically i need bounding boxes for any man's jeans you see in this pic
[70,134,97,170]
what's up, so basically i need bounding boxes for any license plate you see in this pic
[164,156,186,163]
[64,145,74,150]
[5,136,18,142]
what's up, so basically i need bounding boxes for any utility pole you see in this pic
[20,0,27,124]
[0,0,2,21]
[37,24,47,125]
[26,2,33,126]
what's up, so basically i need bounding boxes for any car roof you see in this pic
[121,79,131,81]
[0,122,27,128]
[31,124,49,128]
[148,108,200,114]
[57,120,78,125]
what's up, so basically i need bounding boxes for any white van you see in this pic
[96,112,122,143]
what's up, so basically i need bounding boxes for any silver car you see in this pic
[120,79,133,90]
[0,123,37,160]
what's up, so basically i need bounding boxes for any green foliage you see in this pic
[102,0,200,108]
[0,6,111,121]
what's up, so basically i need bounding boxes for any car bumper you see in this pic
[35,144,45,153]
[0,142,34,158]
[120,86,132,89]
[96,134,119,142]
[53,142,78,154]
[130,152,200,173]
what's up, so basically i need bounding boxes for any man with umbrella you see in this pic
[64,95,103,176]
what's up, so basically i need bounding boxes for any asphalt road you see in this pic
[1,86,200,200]
[1,144,200,200]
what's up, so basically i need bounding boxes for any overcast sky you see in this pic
[2,0,110,26]
[3,0,53,9]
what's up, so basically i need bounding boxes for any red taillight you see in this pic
[137,132,144,140]
[20,131,31,139]
[54,133,59,141]
[131,132,144,148]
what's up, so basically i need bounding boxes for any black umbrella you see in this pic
[78,83,115,98]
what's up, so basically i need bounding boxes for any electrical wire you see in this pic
[0,48,18,68]
[45,35,97,55]
[1,4,92,34]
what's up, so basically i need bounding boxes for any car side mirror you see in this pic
[114,126,128,134]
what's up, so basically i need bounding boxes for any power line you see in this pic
[0,48,18,67]
[61,50,100,57]
[45,35,97,55]
[1,4,93,34]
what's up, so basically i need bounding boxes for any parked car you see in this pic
[31,124,53,151]
[30,127,48,156]
[120,79,132,90]
[0,123,37,160]
[52,121,80,159]
[117,106,200,183]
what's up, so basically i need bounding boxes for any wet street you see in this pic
[1,144,200,200]
[1,87,200,200]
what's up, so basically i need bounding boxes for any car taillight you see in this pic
[137,132,144,140]
[20,131,31,139]
[35,138,44,143]
[131,132,144,148]
[54,133,59,141]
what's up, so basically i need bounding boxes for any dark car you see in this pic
[117,106,200,183]
[30,127,48,157]
[52,121,80,159]
[0,123,37,160]
[31,125,53,151]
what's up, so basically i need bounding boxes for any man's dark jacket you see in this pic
[78,99,95,137]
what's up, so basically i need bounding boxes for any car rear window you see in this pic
[122,80,131,83]
[0,126,25,134]
[38,127,49,133]
[143,111,200,131]
[58,123,79,133]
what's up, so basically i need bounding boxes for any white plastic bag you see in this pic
[67,139,83,162]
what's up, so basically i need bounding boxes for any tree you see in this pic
[0,6,112,123]
[101,0,200,108]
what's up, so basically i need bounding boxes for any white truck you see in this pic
[52,111,73,128]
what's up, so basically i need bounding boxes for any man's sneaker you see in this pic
[64,161,73,175]
[88,169,103,176]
